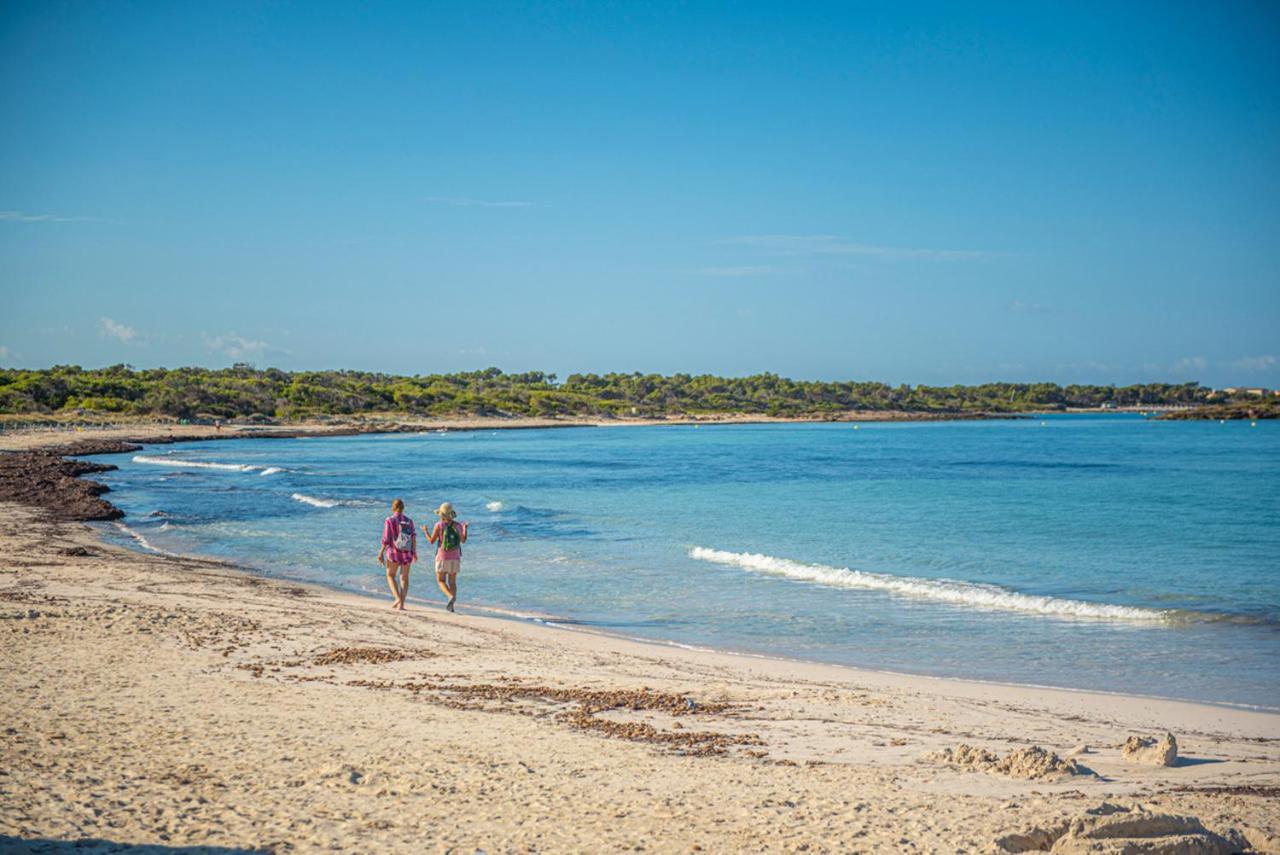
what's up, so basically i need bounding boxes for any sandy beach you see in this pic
[0,411,1020,450]
[2,494,1278,852]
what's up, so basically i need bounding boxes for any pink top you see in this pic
[432,520,466,560]
[381,514,416,565]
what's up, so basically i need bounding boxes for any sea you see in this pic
[90,414,1280,709]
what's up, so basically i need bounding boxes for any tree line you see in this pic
[0,364,1229,420]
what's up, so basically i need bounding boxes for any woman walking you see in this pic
[429,502,468,612]
[378,498,416,610]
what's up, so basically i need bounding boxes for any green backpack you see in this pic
[440,521,462,553]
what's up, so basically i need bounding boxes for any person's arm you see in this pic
[426,521,440,545]
[459,522,468,543]
[378,518,391,564]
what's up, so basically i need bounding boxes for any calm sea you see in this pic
[92,414,1280,708]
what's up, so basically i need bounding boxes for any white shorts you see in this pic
[435,558,460,576]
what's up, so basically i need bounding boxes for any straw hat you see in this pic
[435,502,457,520]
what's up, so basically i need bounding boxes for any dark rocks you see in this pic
[0,449,125,521]
[47,439,143,456]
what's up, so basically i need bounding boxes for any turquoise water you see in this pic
[91,415,1280,707]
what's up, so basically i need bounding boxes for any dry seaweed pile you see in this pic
[311,646,434,666]
[236,645,435,676]
[1169,784,1280,799]
[0,449,125,520]
[349,678,759,755]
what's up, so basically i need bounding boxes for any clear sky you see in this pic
[2,1,1277,386]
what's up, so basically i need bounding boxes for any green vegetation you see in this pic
[0,365,1239,421]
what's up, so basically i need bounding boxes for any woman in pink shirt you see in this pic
[428,501,468,612]
[378,498,416,610]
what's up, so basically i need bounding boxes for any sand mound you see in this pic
[931,744,1083,779]
[934,743,999,768]
[1122,731,1179,766]
[995,802,1248,853]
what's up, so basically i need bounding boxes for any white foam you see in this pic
[259,467,285,476]
[133,454,257,472]
[486,501,504,512]
[688,547,1174,623]
[113,522,181,557]
[291,493,340,508]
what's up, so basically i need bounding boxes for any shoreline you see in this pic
[456,596,1280,714]
[4,500,1279,852]
[109,518,1280,716]
[15,420,1277,711]
[75,514,1280,720]
[0,408,1024,442]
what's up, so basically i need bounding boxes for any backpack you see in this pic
[439,520,462,553]
[392,516,415,551]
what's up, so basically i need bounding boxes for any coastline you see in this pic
[99,520,1280,716]
[4,501,1279,852]
[0,412,1019,522]
[0,408,1022,447]
[6,419,1275,704]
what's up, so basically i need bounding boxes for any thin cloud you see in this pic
[1009,299,1054,315]
[0,345,12,361]
[1054,360,1117,374]
[1228,354,1277,372]
[202,331,270,360]
[0,210,94,223]
[99,318,138,343]
[1172,356,1206,374]
[426,196,534,208]
[695,265,788,277]
[722,234,998,260]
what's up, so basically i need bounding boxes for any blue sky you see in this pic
[1,1,1277,386]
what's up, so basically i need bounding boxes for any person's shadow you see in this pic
[0,838,273,854]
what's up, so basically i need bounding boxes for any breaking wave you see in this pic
[486,501,505,512]
[688,547,1177,623]
[291,493,341,508]
[113,522,181,557]
[259,467,285,476]
[133,455,258,472]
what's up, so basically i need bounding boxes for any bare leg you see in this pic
[386,563,403,608]
[398,566,410,610]
[436,571,451,601]
[445,572,457,611]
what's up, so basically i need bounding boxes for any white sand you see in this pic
[2,502,1278,852]
[0,410,1006,452]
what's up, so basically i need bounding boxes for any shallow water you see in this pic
[92,414,1280,707]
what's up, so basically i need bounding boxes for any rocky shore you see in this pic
[1158,402,1279,420]
[0,424,431,522]
[0,440,139,521]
